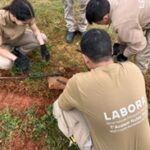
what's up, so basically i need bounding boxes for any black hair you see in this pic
[4,0,35,21]
[86,0,110,24]
[80,29,112,63]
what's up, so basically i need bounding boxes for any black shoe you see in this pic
[12,47,30,73]
[66,31,76,43]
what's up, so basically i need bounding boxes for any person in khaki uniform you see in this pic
[53,29,150,150]
[0,0,50,72]
[62,0,90,43]
[86,0,150,74]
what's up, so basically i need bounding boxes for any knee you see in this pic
[0,57,13,70]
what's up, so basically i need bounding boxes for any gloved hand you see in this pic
[115,53,128,62]
[113,43,126,56]
[13,47,30,72]
[40,44,50,62]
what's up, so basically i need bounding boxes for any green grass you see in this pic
[0,0,83,149]
[0,0,137,149]
[0,106,79,149]
[0,109,21,141]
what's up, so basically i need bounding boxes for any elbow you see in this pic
[130,40,147,53]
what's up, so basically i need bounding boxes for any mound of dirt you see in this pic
[0,67,80,113]
[0,70,150,117]
[0,70,150,150]
[8,134,43,150]
[0,91,53,114]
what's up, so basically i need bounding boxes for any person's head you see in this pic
[80,29,112,69]
[86,0,110,25]
[4,0,35,25]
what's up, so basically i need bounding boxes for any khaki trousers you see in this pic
[53,101,94,150]
[62,0,90,32]
[0,29,47,70]
[135,29,150,74]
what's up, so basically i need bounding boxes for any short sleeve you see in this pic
[57,75,81,111]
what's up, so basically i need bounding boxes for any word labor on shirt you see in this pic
[103,97,148,133]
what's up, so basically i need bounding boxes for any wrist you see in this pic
[40,44,46,49]
[36,34,45,45]
[12,55,17,61]
[40,44,46,46]
[123,49,131,57]
[122,53,127,58]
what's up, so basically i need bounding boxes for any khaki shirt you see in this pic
[108,0,150,56]
[0,10,26,45]
[58,62,150,150]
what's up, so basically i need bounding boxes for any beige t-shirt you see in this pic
[0,10,26,45]
[58,62,150,150]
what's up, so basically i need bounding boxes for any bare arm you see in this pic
[57,75,81,111]
[30,22,45,45]
[29,22,50,61]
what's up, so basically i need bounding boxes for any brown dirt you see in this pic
[6,133,45,150]
[0,91,53,115]
[0,69,150,150]
[0,68,79,150]
[0,69,149,112]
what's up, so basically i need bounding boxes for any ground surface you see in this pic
[0,0,150,150]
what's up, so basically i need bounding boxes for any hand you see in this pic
[115,53,128,62]
[113,43,126,56]
[13,47,30,72]
[40,44,50,61]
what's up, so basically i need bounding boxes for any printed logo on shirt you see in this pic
[103,97,148,133]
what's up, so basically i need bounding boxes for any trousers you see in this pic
[53,101,94,150]
[0,29,47,70]
[62,0,90,32]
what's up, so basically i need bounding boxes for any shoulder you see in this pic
[67,72,91,88]
[121,61,143,74]
[0,10,8,26]
[122,61,139,69]
[0,9,6,15]
[114,20,140,32]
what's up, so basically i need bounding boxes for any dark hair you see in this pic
[4,0,35,21]
[80,29,112,63]
[86,0,110,24]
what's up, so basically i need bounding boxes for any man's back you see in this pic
[59,62,150,150]
[109,0,150,28]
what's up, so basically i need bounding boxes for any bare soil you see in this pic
[0,69,150,150]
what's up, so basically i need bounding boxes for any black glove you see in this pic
[113,43,126,56]
[13,47,30,72]
[115,53,128,62]
[40,44,50,62]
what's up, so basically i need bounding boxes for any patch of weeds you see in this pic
[31,61,50,73]
[67,59,81,68]
[0,109,21,143]
[10,66,22,76]
[24,105,79,149]
[0,105,79,149]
